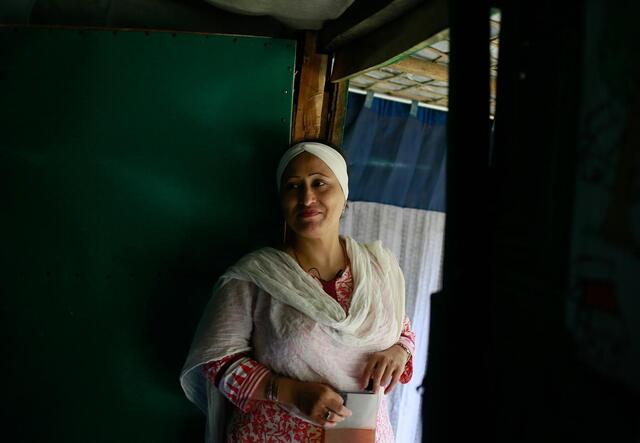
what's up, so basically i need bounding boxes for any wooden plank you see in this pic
[392,57,496,96]
[326,81,349,147]
[392,57,448,81]
[292,31,329,142]
[331,0,448,82]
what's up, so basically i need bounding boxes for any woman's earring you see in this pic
[283,220,287,244]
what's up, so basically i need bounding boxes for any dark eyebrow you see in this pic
[284,172,330,180]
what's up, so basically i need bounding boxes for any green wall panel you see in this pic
[0,27,294,442]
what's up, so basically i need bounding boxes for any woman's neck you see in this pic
[287,235,346,280]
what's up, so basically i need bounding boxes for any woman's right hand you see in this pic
[279,378,352,427]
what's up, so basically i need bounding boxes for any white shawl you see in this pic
[180,236,405,440]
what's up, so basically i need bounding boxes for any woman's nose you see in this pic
[299,186,316,205]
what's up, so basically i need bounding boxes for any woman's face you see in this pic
[280,152,346,241]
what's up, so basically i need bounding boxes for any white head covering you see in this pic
[276,142,349,200]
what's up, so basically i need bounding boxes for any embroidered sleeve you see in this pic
[397,316,416,383]
[203,355,270,413]
[197,279,271,413]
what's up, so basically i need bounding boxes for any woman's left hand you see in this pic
[362,344,410,395]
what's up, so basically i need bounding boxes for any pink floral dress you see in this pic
[203,263,416,442]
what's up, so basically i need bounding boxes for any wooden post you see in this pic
[326,80,349,147]
[292,32,329,142]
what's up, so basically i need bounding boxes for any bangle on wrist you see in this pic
[396,343,412,364]
[265,375,280,403]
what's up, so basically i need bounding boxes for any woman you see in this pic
[180,141,416,442]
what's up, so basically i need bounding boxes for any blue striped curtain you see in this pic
[343,92,446,212]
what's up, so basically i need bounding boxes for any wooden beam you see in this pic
[292,31,329,142]
[320,0,422,51]
[326,81,349,147]
[392,57,448,81]
[332,0,448,82]
[392,57,497,97]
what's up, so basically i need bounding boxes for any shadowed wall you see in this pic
[0,27,294,442]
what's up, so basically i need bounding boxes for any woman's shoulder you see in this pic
[216,274,257,293]
[228,245,285,267]
[218,245,291,287]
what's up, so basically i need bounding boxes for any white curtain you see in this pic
[341,201,445,443]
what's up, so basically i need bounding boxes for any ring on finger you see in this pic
[323,409,332,421]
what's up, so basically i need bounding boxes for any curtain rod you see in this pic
[348,87,495,119]
[348,87,449,112]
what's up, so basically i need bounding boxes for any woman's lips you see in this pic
[299,209,320,218]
